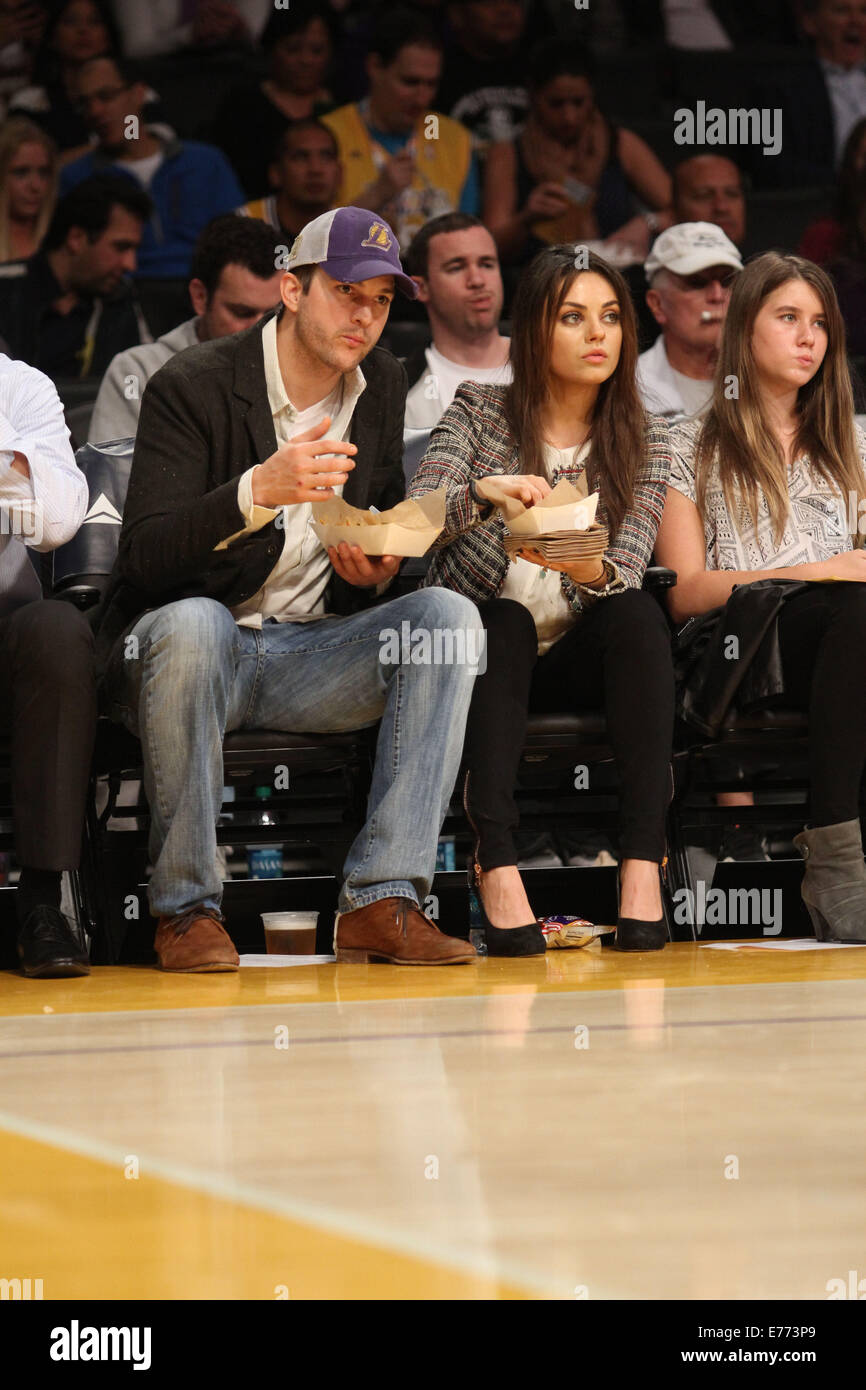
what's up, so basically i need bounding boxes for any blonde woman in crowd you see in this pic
[0,116,58,263]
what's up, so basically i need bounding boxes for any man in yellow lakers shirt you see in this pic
[322,8,478,252]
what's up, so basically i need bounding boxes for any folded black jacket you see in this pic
[675,578,812,737]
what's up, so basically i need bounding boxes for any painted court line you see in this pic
[0,1106,575,1300]
[1,1010,865,1064]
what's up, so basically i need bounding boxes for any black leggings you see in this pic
[777,583,866,826]
[464,590,676,868]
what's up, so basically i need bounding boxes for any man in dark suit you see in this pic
[750,0,866,188]
[95,207,481,971]
[0,352,95,978]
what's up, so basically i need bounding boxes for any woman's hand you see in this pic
[603,213,653,258]
[813,549,866,581]
[518,547,605,585]
[523,182,574,225]
[475,474,551,507]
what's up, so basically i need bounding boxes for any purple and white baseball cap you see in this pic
[283,207,418,299]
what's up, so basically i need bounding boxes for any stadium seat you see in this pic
[743,187,834,259]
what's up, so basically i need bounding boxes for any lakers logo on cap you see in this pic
[361,222,393,251]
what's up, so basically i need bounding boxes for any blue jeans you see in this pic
[103,589,482,919]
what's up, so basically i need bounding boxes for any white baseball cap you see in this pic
[645,222,743,283]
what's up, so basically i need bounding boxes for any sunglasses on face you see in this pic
[671,268,739,292]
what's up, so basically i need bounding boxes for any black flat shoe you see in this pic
[468,859,546,957]
[17,905,91,978]
[599,863,668,952]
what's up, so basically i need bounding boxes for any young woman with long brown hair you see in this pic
[409,246,675,955]
[655,251,866,943]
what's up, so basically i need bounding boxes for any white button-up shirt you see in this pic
[0,354,87,617]
[217,313,366,627]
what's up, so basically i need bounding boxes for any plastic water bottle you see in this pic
[246,786,283,879]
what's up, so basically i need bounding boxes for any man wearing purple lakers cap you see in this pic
[94,207,482,970]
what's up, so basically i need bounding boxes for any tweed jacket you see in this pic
[408,382,672,613]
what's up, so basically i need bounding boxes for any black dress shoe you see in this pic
[17,906,91,978]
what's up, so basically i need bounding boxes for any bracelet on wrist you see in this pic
[469,477,493,513]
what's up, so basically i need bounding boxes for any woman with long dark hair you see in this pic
[409,246,675,955]
[655,252,866,942]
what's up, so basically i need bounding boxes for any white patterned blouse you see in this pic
[668,416,866,572]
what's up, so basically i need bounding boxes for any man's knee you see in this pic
[7,599,94,680]
[135,597,239,668]
[404,585,483,636]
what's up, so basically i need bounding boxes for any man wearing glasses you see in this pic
[637,222,743,421]
[59,54,245,280]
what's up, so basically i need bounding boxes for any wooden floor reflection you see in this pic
[1,942,865,1299]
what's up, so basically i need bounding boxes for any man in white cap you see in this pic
[637,221,743,420]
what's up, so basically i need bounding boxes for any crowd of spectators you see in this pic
[1,1,865,390]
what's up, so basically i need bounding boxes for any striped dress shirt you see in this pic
[0,354,87,617]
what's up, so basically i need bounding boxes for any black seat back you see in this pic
[52,438,135,607]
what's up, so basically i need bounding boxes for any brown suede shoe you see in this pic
[335,896,477,964]
[154,906,239,973]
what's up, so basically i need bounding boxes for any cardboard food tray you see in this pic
[312,488,446,557]
[499,481,600,536]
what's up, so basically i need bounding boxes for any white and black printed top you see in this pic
[668,416,866,572]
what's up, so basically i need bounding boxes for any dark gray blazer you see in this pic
[92,311,408,677]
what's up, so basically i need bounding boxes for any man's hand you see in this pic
[475,473,551,508]
[376,149,416,202]
[252,416,357,508]
[9,450,30,479]
[328,542,400,588]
